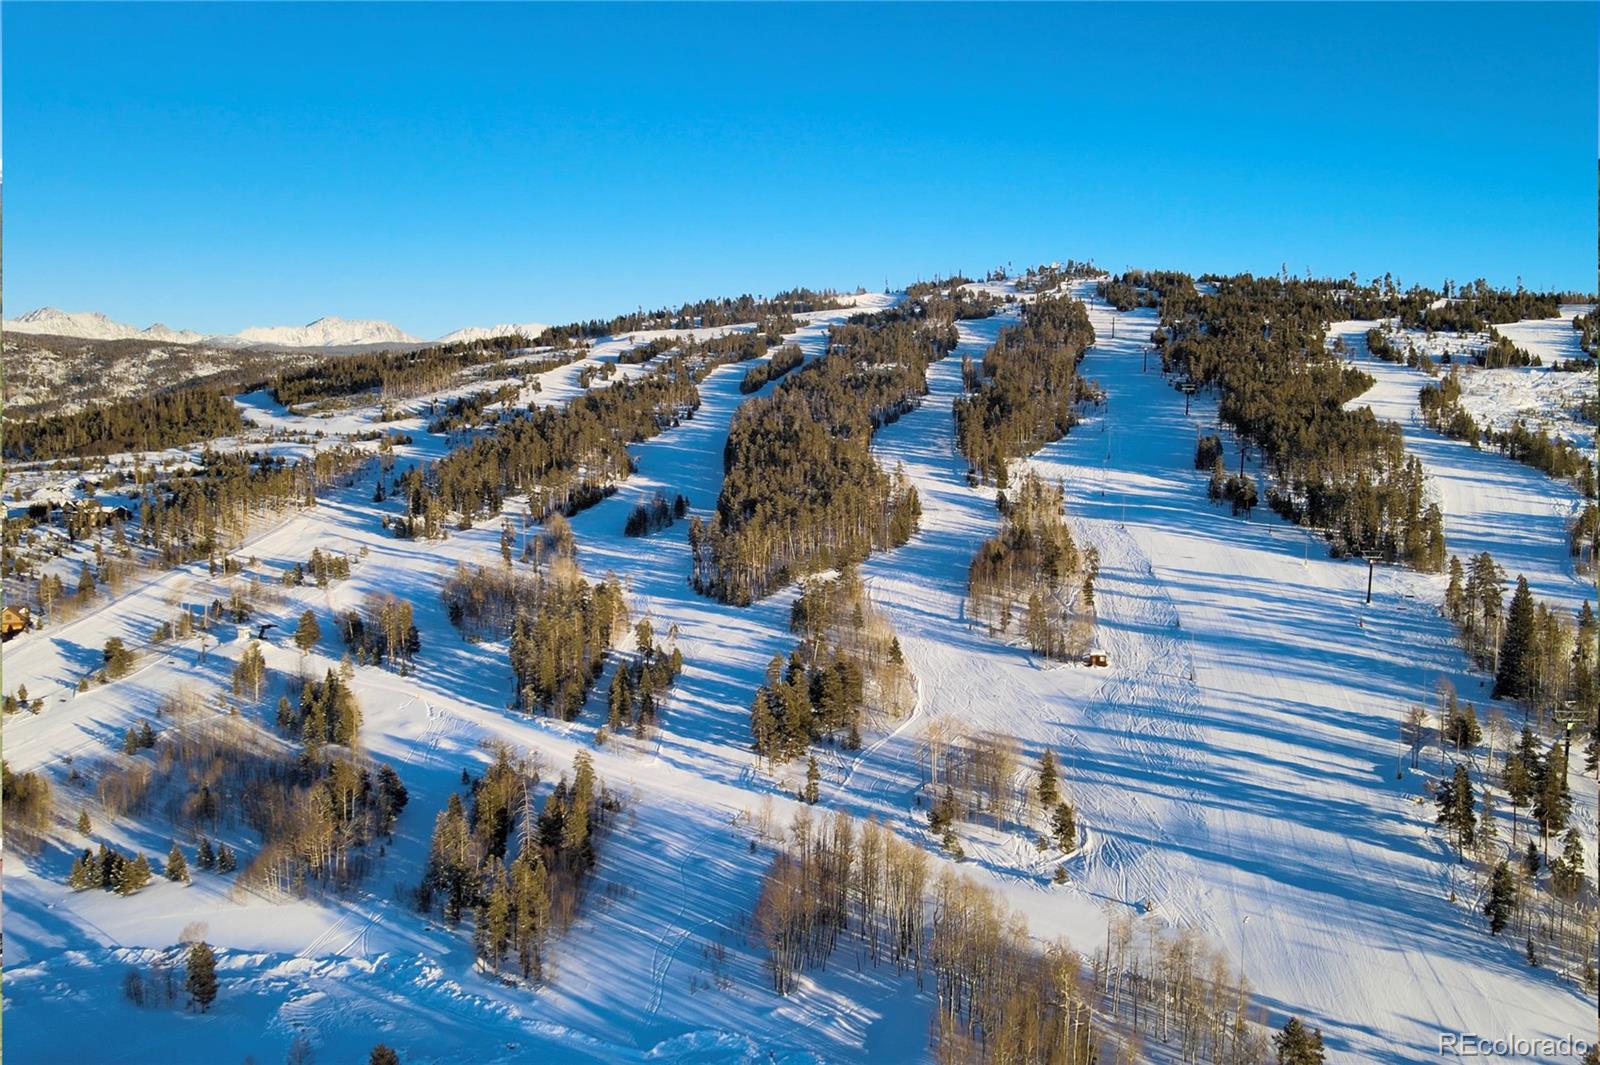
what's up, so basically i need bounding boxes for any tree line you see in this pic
[534,288,843,346]
[751,809,1267,1063]
[4,387,245,461]
[266,333,549,408]
[1096,270,1196,312]
[1420,373,1597,495]
[739,344,805,393]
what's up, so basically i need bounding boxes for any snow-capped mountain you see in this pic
[139,322,208,344]
[232,316,421,348]
[4,307,151,341]
[436,321,550,344]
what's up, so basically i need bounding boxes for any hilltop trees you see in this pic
[4,387,244,461]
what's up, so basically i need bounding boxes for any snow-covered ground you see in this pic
[1332,321,1593,614]
[3,288,1594,1064]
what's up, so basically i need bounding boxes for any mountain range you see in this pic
[3,307,549,348]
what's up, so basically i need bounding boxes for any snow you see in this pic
[437,322,553,344]
[1332,321,1593,613]
[2,287,1594,1064]
[2,308,206,344]
[232,317,422,348]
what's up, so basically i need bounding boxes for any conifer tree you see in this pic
[197,837,216,870]
[1434,764,1475,857]
[166,842,190,883]
[1492,576,1537,700]
[1532,741,1570,858]
[803,756,821,804]
[1273,1017,1325,1064]
[118,853,154,895]
[186,941,219,1012]
[1037,749,1059,809]
[217,844,237,873]
[1052,802,1077,852]
[369,1047,400,1065]
[1483,860,1516,934]
[76,808,91,835]
[68,849,98,891]
[294,609,322,654]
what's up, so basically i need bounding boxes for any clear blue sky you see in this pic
[4,2,1595,338]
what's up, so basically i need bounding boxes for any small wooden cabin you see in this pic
[3,606,32,641]
[1085,648,1108,668]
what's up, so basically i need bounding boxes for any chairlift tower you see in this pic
[1178,380,1198,417]
[1555,700,1583,767]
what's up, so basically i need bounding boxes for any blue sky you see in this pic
[4,2,1595,338]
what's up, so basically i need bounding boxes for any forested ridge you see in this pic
[267,334,551,408]
[5,388,245,461]
[953,294,1097,483]
[690,304,956,604]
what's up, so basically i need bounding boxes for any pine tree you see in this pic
[1492,576,1536,700]
[1483,860,1515,934]
[1037,749,1059,808]
[294,609,322,654]
[803,756,821,804]
[1434,764,1475,857]
[477,868,512,972]
[1052,802,1077,852]
[165,842,190,883]
[369,1047,401,1065]
[186,941,219,1012]
[1532,740,1570,858]
[118,853,154,895]
[217,844,237,873]
[68,849,98,891]
[1501,747,1532,845]
[1444,556,1465,620]
[76,808,91,835]
[1273,1017,1325,1064]
[197,837,216,870]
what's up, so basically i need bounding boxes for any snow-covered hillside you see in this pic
[2,279,1594,1065]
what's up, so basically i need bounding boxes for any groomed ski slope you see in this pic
[3,287,1594,1064]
